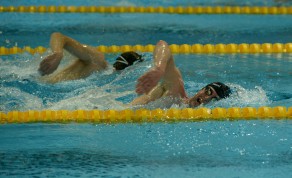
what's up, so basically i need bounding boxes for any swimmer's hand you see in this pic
[38,52,63,76]
[136,66,164,94]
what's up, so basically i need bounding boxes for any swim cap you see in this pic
[113,51,143,70]
[206,82,231,99]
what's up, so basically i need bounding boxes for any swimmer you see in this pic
[130,40,231,107]
[38,32,143,83]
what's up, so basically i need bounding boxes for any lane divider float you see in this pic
[0,107,291,124]
[0,6,291,14]
[1,43,292,56]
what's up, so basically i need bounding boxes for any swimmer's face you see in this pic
[187,86,220,107]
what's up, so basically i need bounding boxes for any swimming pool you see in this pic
[1,0,292,177]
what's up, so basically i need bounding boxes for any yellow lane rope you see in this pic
[0,6,291,14]
[1,43,292,56]
[0,107,291,124]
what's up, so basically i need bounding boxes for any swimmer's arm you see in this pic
[52,33,105,66]
[152,40,172,73]
[38,33,64,75]
[155,41,187,98]
[136,40,187,98]
[136,40,172,94]
[131,84,165,105]
[130,95,152,105]
[39,32,107,75]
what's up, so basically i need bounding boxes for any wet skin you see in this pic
[187,86,220,107]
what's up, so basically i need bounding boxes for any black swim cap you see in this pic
[206,82,231,99]
[113,51,143,70]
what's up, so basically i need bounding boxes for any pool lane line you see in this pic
[1,43,292,56]
[0,107,291,124]
[0,6,291,14]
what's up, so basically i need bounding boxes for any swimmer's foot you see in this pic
[38,52,63,76]
[136,66,164,94]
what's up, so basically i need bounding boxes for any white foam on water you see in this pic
[204,84,271,108]
[48,87,132,110]
[0,52,275,111]
[0,54,40,80]
[0,87,43,111]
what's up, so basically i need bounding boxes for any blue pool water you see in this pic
[1,0,292,177]
[2,13,292,47]
[0,53,291,111]
[1,121,292,177]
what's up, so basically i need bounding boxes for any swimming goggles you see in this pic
[115,55,144,65]
[204,86,220,100]
[115,55,129,65]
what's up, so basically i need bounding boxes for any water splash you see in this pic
[0,52,286,112]
[0,87,43,111]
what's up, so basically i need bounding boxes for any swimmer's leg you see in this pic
[39,32,108,76]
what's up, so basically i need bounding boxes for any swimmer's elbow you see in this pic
[51,32,64,39]
[100,60,109,69]
[93,60,108,70]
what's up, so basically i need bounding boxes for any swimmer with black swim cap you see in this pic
[113,51,143,70]
[39,33,230,107]
[132,40,232,108]
[186,82,231,107]
[39,33,144,83]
